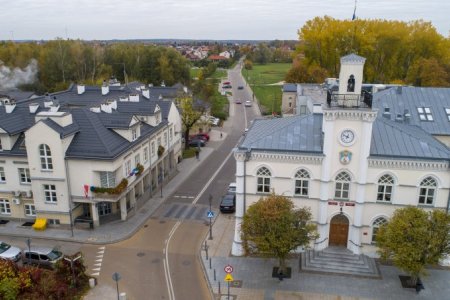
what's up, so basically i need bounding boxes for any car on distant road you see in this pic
[209,116,220,126]
[0,241,22,262]
[223,81,231,85]
[188,139,206,147]
[235,99,242,104]
[190,133,209,141]
[23,247,63,269]
[227,182,237,194]
[244,100,252,107]
[222,84,232,89]
[220,193,236,213]
[237,86,244,90]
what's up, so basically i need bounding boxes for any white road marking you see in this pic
[91,246,105,277]
[163,221,181,300]
[91,272,100,276]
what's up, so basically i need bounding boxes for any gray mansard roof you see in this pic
[373,86,450,136]
[0,83,179,160]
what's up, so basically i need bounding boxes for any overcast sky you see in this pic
[0,0,448,40]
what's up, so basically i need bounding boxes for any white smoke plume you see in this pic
[0,59,38,90]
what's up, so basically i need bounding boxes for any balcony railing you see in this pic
[327,90,372,109]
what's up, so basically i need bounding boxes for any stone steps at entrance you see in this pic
[301,247,381,278]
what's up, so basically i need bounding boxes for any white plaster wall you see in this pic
[0,134,20,151]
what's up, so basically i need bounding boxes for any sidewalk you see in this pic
[201,214,450,300]
[0,129,225,245]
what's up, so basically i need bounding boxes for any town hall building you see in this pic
[232,54,450,257]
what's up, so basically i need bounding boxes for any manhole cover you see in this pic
[144,224,149,228]
[159,220,166,224]
[137,252,145,257]
[182,260,191,266]
[151,258,161,264]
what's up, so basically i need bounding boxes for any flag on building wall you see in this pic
[83,184,89,198]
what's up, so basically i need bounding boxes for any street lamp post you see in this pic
[64,254,82,287]
[209,194,213,240]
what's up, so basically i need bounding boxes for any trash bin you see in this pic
[89,278,96,288]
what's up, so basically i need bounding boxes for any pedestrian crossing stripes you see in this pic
[159,202,217,222]
[91,246,105,276]
[173,195,195,199]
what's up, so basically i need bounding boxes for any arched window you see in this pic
[377,174,394,202]
[39,144,53,170]
[372,217,388,243]
[335,171,351,200]
[256,167,271,193]
[294,169,310,196]
[418,177,437,205]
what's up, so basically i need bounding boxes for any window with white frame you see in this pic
[24,204,36,216]
[143,147,149,163]
[0,199,10,214]
[0,167,5,182]
[39,144,53,170]
[334,171,351,200]
[151,141,155,156]
[164,132,168,146]
[100,171,116,188]
[377,174,394,202]
[294,169,310,196]
[131,128,138,141]
[371,217,388,243]
[19,168,31,184]
[135,154,140,166]
[43,184,57,203]
[418,177,437,205]
[124,160,131,177]
[446,108,450,121]
[169,128,173,141]
[157,137,161,147]
[417,107,433,121]
[256,167,271,193]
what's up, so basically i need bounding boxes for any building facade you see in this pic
[232,54,450,257]
[0,82,183,228]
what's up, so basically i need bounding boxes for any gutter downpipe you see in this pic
[244,148,251,215]
[64,159,74,237]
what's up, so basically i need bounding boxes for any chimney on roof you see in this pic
[119,96,128,102]
[100,103,112,113]
[44,94,53,108]
[5,101,16,113]
[77,84,85,95]
[129,93,139,102]
[90,107,101,113]
[29,103,39,114]
[382,107,391,119]
[396,86,402,94]
[142,89,150,99]
[161,81,165,87]
[148,83,153,87]
[102,80,109,95]
[404,109,411,124]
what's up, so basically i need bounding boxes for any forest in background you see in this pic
[0,40,191,93]
[285,17,450,87]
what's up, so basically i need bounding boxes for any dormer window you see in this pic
[417,107,433,121]
[156,112,161,124]
[132,128,138,141]
[445,108,450,121]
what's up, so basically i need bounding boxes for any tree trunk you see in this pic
[278,257,286,275]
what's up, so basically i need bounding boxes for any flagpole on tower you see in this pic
[352,0,357,20]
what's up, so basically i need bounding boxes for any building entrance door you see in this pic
[97,202,112,216]
[329,214,349,246]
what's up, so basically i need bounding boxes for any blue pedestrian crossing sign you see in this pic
[207,211,214,218]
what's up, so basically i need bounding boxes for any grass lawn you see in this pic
[210,69,227,79]
[242,63,291,115]
[190,67,201,79]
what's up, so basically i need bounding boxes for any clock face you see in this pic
[340,130,355,145]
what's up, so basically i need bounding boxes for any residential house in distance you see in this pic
[232,54,450,259]
[0,81,184,229]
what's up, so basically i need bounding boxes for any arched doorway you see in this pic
[329,214,349,246]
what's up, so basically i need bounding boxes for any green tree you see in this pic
[177,94,207,149]
[241,193,318,273]
[376,207,450,285]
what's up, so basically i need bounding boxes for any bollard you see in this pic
[209,258,212,269]
[205,243,209,260]
[214,269,216,281]
[218,281,221,294]
[119,292,127,300]
[89,278,96,288]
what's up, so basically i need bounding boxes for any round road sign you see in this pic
[224,264,233,273]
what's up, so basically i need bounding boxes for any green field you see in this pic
[242,63,291,115]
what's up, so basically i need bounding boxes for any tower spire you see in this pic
[352,0,357,20]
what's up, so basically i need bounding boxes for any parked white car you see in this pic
[0,241,22,262]
[209,116,220,126]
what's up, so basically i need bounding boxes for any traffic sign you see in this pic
[224,273,234,282]
[207,211,214,218]
[224,264,233,273]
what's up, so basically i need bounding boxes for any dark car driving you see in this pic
[220,194,236,213]
[188,139,205,147]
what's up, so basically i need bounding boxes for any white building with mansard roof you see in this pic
[232,54,450,257]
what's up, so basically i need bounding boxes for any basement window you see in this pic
[417,107,433,121]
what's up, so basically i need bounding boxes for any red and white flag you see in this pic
[83,185,89,198]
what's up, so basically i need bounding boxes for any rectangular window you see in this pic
[0,199,11,214]
[124,160,131,177]
[43,184,57,203]
[100,172,116,188]
[169,128,173,141]
[135,154,140,166]
[151,141,155,156]
[24,204,36,216]
[0,167,5,182]
[157,137,161,147]
[19,168,31,184]
[143,147,149,163]
[257,177,270,193]
[417,107,433,121]
[294,179,309,196]
[335,182,350,200]
[419,187,435,205]
[377,185,392,201]
[132,128,137,141]
[446,108,450,121]
[164,133,168,146]
[47,219,60,225]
